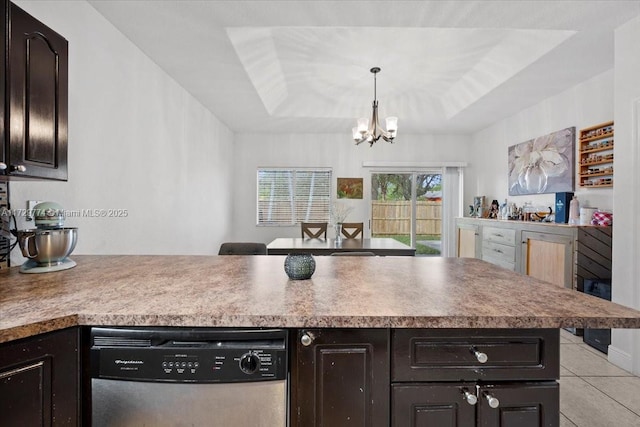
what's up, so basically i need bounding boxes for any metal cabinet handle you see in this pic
[494,233,503,237]
[494,248,503,254]
[11,165,26,172]
[461,388,477,405]
[300,332,314,346]
[470,347,488,363]
[484,392,500,408]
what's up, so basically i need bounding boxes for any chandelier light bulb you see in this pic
[386,116,398,133]
[357,118,369,134]
[352,67,398,146]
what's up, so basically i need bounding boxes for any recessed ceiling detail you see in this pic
[88,1,640,134]
[228,27,575,121]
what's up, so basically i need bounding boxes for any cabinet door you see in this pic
[457,223,480,258]
[477,382,559,427]
[8,2,68,180]
[0,327,79,426]
[522,231,573,289]
[392,383,476,427]
[293,328,389,427]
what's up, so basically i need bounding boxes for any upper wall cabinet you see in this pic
[1,0,68,180]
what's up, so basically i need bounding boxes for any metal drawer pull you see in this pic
[484,392,500,408]
[461,388,477,405]
[494,248,502,253]
[470,347,488,363]
[300,332,314,346]
[493,233,503,237]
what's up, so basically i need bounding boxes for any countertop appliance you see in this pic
[90,327,288,427]
[17,201,77,273]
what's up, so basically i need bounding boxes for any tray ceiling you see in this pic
[88,0,640,134]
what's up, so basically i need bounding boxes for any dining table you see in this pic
[266,237,416,256]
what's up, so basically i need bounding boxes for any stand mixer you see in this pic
[17,201,77,273]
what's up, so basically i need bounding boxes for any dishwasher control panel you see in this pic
[90,327,288,383]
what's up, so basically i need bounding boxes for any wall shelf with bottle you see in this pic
[579,121,613,188]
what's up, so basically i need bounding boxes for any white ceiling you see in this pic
[88,0,640,135]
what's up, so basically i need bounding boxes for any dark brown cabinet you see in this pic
[1,0,68,180]
[0,327,79,426]
[477,383,559,427]
[392,382,558,427]
[391,329,560,427]
[392,383,477,426]
[292,328,390,427]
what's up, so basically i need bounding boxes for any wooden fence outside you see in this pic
[371,201,442,236]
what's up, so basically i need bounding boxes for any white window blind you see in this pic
[257,169,331,225]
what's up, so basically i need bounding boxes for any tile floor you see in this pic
[560,329,640,426]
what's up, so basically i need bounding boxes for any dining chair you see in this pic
[301,222,327,239]
[341,222,364,239]
[218,242,267,255]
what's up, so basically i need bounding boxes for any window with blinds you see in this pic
[257,168,331,225]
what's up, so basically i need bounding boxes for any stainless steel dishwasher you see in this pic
[90,327,288,427]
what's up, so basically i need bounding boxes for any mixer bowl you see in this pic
[17,228,78,265]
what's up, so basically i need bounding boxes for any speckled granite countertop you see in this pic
[1,255,639,343]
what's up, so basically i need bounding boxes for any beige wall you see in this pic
[469,70,614,213]
[10,1,235,263]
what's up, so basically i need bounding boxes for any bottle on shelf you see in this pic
[569,196,580,225]
[500,199,508,220]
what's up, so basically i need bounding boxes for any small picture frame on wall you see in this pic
[337,178,363,199]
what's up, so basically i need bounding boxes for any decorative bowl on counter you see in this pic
[284,253,316,280]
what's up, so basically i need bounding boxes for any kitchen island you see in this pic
[1,255,640,426]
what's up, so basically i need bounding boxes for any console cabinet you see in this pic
[456,218,584,290]
[0,327,79,426]
[1,0,68,180]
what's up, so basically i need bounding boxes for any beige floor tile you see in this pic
[560,343,632,377]
[579,341,609,360]
[560,366,576,377]
[560,413,577,427]
[560,377,640,427]
[582,376,640,416]
[560,329,584,344]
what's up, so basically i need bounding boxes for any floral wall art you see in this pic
[508,127,575,196]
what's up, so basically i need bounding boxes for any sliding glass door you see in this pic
[371,171,442,256]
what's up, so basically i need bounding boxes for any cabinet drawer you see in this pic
[483,226,516,246]
[482,240,515,262]
[481,254,516,271]
[392,329,559,382]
